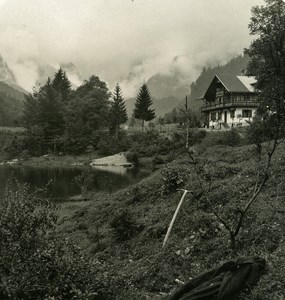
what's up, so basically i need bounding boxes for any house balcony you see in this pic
[201,101,260,112]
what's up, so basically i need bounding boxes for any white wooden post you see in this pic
[163,189,191,248]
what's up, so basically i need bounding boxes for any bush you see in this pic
[125,151,140,166]
[63,132,101,155]
[171,128,207,149]
[0,181,104,299]
[129,131,176,157]
[217,129,241,146]
[152,155,164,166]
[3,135,24,159]
[128,186,142,204]
[161,166,188,195]
[110,209,140,241]
[20,149,30,160]
[97,133,129,156]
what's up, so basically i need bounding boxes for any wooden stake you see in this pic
[163,189,191,248]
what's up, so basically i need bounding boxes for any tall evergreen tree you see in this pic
[52,68,72,102]
[38,78,65,142]
[133,83,156,131]
[110,84,128,138]
[22,76,66,154]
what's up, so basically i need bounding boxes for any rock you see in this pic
[90,153,133,167]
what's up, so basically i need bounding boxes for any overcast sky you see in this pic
[0,0,264,96]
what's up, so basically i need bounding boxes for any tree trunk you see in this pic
[142,119,144,132]
[115,125,119,139]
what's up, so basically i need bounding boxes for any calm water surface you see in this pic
[0,165,150,201]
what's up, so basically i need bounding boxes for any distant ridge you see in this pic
[0,81,26,101]
[0,81,25,126]
[0,55,17,87]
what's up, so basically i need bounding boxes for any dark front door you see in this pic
[224,111,228,123]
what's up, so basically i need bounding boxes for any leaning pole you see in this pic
[162,189,191,248]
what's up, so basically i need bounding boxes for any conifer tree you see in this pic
[133,83,156,131]
[52,68,72,102]
[22,76,66,154]
[110,84,128,138]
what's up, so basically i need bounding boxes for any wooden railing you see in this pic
[201,100,260,112]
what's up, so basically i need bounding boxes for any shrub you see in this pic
[3,135,24,159]
[218,129,241,146]
[125,151,140,166]
[20,149,30,160]
[97,133,129,156]
[0,181,104,299]
[129,186,142,203]
[161,166,188,195]
[171,128,207,149]
[246,113,285,147]
[152,155,164,166]
[63,132,101,155]
[129,131,176,157]
[110,209,140,241]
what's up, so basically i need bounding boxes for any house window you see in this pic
[230,110,235,119]
[237,95,245,102]
[242,110,252,118]
[210,112,216,121]
[218,112,222,120]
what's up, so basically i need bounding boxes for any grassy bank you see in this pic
[58,141,285,299]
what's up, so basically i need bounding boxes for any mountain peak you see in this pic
[0,54,18,87]
[146,72,189,100]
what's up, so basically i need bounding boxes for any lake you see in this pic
[0,164,150,201]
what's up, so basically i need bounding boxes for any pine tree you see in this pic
[133,83,156,131]
[110,84,128,138]
[52,68,72,102]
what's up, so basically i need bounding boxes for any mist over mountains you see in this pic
[0,54,83,91]
[0,55,17,86]
[0,53,250,124]
[124,54,250,118]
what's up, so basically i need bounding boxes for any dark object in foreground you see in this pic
[168,256,265,300]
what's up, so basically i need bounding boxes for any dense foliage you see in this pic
[0,182,105,299]
[245,0,285,136]
[21,71,131,155]
[64,76,111,154]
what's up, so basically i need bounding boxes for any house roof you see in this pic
[216,74,256,93]
[201,74,257,101]
[237,76,256,92]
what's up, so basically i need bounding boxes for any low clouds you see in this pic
[0,0,264,96]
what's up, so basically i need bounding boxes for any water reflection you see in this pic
[0,165,149,200]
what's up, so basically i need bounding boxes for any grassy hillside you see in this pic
[59,139,285,299]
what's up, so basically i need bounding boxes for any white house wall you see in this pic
[209,107,257,128]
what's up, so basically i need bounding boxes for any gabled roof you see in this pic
[216,74,256,93]
[202,74,257,101]
[237,76,256,92]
